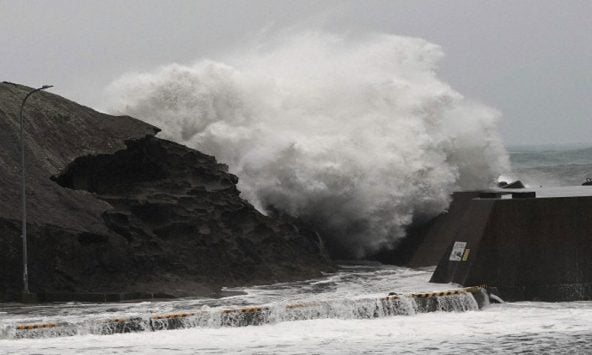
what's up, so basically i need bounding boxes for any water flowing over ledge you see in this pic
[2,286,486,339]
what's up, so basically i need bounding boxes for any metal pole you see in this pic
[19,85,53,294]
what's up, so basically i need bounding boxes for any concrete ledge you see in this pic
[11,286,488,339]
[493,283,592,302]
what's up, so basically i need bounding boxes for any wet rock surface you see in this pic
[0,82,333,301]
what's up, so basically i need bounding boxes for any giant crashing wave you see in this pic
[105,32,510,258]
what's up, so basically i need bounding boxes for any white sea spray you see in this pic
[106,32,509,257]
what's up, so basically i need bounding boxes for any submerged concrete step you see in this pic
[6,286,488,339]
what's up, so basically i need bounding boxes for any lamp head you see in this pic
[40,85,53,90]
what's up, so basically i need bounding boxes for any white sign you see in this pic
[449,241,467,261]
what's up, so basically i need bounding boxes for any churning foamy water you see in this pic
[106,32,509,257]
[1,266,591,354]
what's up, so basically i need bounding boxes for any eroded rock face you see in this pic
[0,82,333,301]
[55,136,332,289]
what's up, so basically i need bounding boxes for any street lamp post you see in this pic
[19,84,53,295]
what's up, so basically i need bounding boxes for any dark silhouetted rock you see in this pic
[0,82,333,301]
[501,180,525,189]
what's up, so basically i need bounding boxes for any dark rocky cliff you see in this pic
[0,82,333,301]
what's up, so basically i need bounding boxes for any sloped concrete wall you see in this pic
[400,191,486,268]
[429,193,592,301]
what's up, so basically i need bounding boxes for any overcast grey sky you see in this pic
[1,0,590,146]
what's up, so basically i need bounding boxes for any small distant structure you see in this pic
[582,178,592,186]
[498,180,525,189]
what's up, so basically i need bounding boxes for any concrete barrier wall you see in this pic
[403,192,485,267]
[428,193,592,302]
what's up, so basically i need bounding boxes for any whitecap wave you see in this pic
[106,31,509,257]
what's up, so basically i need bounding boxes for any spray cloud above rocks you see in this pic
[106,31,509,258]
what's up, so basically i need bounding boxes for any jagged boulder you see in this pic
[0,82,333,301]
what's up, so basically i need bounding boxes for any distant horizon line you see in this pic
[505,142,592,150]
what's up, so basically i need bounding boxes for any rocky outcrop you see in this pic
[0,82,333,301]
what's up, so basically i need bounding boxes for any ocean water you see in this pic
[1,145,591,354]
[506,144,592,187]
[1,265,591,354]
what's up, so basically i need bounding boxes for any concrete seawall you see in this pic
[4,286,487,339]
[408,188,592,301]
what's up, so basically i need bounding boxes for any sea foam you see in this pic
[106,32,509,257]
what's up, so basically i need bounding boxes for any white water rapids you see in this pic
[1,265,591,354]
